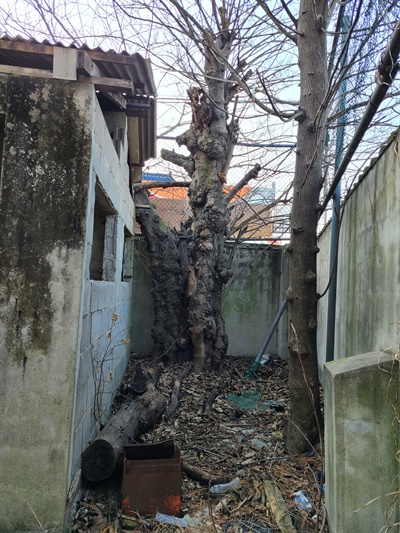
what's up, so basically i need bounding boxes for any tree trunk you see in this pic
[286,0,328,453]
[81,389,167,481]
[135,190,189,363]
[135,27,243,372]
[180,35,236,372]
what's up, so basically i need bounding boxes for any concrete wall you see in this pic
[222,243,289,357]
[318,133,400,532]
[132,240,289,358]
[70,96,134,480]
[324,352,399,532]
[317,135,400,368]
[0,76,134,530]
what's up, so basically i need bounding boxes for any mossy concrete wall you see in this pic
[0,76,92,530]
[324,352,399,532]
[0,76,134,530]
[317,135,400,368]
[132,240,289,357]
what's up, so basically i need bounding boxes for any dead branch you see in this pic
[224,164,261,204]
[133,180,190,192]
[182,460,231,486]
[164,364,193,419]
[161,148,195,175]
[202,388,223,414]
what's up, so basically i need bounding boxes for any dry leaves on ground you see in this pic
[73,354,328,533]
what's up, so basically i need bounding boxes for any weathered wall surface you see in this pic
[317,135,400,368]
[324,352,399,533]
[318,134,400,532]
[0,77,92,530]
[132,240,289,358]
[0,77,135,530]
[70,97,134,479]
[222,244,289,357]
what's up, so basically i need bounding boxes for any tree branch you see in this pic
[133,181,190,192]
[224,164,261,204]
[256,0,300,43]
[161,148,195,175]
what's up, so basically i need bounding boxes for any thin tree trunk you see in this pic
[286,0,328,453]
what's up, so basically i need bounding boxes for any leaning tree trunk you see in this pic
[286,0,328,453]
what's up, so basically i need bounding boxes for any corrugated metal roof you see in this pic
[0,34,157,161]
[0,34,156,96]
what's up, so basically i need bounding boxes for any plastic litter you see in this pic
[209,477,241,496]
[155,512,188,527]
[227,391,284,412]
[259,354,271,366]
[291,490,312,511]
[250,438,267,449]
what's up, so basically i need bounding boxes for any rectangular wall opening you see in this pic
[90,182,117,281]
[122,227,133,281]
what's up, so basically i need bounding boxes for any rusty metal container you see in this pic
[121,440,182,516]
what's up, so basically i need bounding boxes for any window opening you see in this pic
[90,182,117,281]
[122,227,133,281]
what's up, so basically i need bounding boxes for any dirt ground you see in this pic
[72,354,328,532]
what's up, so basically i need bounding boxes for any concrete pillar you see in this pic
[324,352,399,532]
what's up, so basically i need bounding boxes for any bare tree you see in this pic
[2,0,400,451]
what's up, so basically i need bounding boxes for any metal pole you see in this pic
[326,15,350,363]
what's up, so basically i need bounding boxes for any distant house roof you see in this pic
[0,34,157,161]
[142,172,175,182]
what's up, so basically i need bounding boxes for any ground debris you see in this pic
[73,355,327,532]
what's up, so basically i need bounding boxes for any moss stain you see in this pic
[0,77,91,364]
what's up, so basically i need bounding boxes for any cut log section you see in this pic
[81,389,167,482]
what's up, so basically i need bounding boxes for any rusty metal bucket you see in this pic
[121,440,182,516]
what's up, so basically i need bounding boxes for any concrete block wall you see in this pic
[324,352,399,532]
[0,77,93,531]
[70,97,134,478]
[132,240,289,358]
[0,75,136,530]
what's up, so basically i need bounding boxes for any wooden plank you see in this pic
[78,74,134,93]
[53,47,77,80]
[0,40,54,56]
[0,64,53,78]
[77,50,102,77]
[264,480,297,533]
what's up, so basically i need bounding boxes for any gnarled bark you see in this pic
[135,17,261,373]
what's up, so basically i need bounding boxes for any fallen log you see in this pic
[81,389,167,482]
